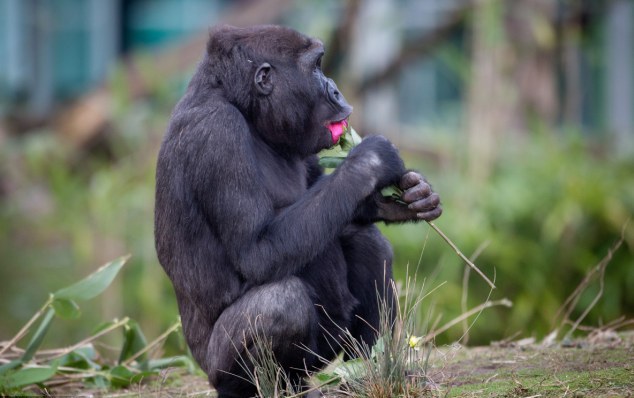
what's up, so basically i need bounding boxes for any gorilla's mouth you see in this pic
[327,119,349,144]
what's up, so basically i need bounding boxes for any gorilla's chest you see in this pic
[253,146,307,210]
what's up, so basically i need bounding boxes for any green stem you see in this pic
[121,319,181,366]
[0,295,54,357]
[46,317,130,361]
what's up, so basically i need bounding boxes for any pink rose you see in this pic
[328,119,348,144]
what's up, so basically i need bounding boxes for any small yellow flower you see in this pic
[408,334,423,350]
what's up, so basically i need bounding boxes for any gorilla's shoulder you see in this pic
[169,100,248,140]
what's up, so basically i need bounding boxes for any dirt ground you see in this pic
[41,331,633,397]
[426,330,634,397]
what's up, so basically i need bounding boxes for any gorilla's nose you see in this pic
[327,78,351,111]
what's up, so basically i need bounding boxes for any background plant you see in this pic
[0,256,193,396]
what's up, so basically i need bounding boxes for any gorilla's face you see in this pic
[249,30,353,157]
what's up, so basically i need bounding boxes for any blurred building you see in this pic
[0,0,223,117]
[0,0,632,140]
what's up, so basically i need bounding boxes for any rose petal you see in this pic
[328,121,347,144]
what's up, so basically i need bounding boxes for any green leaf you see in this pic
[339,127,362,151]
[318,156,346,169]
[108,365,136,388]
[0,360,22,376]
[1,365,57,389]
[370,335,386,360]
[332,358,366,382]
[21,308,55,362]
[89,374,110,389]
[52,298,81,319]
[53,255,129,301]
[318,144,347,158]
[146,356,196,373]
[53,345,100,371]
[313,371,340,386]
[380,184,403,199]
[118,320,148,364]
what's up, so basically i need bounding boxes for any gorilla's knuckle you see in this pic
[401,171,420,186]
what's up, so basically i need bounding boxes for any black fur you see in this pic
[154,25,441,397]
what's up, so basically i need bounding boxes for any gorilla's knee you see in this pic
[256,277,315,339]
[207,277,317,387]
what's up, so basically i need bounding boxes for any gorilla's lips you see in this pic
[328,119,349,144]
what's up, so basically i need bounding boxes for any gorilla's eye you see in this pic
[315,55,322,69]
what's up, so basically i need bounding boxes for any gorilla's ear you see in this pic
[254,63,273,95]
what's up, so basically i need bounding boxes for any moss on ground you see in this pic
[432,332,634,397]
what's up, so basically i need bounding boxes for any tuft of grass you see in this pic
[234,261,510,397]
[311,274,446,398]
[233,316,304,398]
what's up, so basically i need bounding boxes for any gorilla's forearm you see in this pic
[230,160,379,284]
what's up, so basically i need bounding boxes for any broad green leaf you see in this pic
[21,308,55,362]
[131,370,161,384]
[318,143,346,158]
[53,255,129,301]
[108,365,136,388]
[1,365,56,389]
[332,358,366,382]
[313,371,340,386]
[381,185,405,203]
[88,374,110,389]
[0,360,22,376]
[53,345,100,370]
[370,335,386,360]
[147,356,196,373]
[339,127,362,151]
[52,298,80,319]
[318,156,346,169]
[118,320,148,364]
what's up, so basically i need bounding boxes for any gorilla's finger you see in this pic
[417,206,443,221]
[400,171,423,190]
[402,182,432,203]
[407,193,440,212]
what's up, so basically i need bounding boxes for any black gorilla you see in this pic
[155,25,441,397]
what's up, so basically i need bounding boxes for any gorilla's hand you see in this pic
[347,136,405,189]
[375,171,442,223]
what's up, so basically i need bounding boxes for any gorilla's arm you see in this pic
[190,106,404,285]
[305,154,442,225]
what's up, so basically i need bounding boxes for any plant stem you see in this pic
[423,298,512,343]
[427,221,496,289]
[45,317,130,361]
[122,319,181,366]
[0,295,53,357]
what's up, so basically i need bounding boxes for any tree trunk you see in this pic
[467,0,557,183]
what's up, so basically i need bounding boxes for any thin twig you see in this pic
[564,239,622,340]
[427,221,496,289]
[423,298,512,343]
[44,317,130,361]
[554,218,629,339]
[0,295,54,357]
[460,240,490,344]
[122,320,182,366]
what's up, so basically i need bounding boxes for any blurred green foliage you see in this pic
[0,61,185,350]
[385,132,634,344]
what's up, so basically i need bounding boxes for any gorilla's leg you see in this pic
[341,225,397,350]
[206,277,318,398]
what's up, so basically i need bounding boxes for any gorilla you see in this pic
[155,25,441,397]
